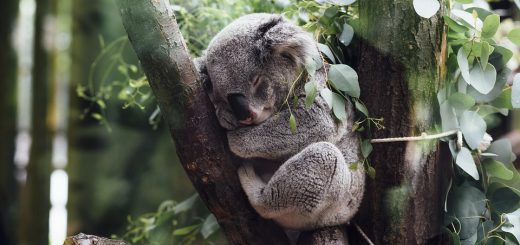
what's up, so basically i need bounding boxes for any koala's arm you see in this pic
[227,95,341,160]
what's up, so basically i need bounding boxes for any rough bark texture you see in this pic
[0,0,20,244]
[355,0,447,244]
[117,0,290,244]
[64,233,129,245]
[18,0,54,244]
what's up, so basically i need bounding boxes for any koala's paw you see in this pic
[238,163,264,195]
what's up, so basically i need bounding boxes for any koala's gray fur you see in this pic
[195,13,365,231]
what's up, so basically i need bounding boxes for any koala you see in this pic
[195,13,365,231]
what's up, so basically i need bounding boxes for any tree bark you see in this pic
[18,0,54,244]
[0,0,20,244]
[355,0,447,244]
[117,0,289,244]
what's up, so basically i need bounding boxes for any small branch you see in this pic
[63,233,128,245]
[354,223,375,245]
[370,129,459,143]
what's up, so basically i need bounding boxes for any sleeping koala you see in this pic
[195,13,365,231]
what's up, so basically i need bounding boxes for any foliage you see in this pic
[284,0,381,177]
[414,1,520,244]
[117,194,219,245]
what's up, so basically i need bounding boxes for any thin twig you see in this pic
[370,130,459,143]
[354,223,375,245]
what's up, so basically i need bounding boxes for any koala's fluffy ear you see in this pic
[256,16,317,67]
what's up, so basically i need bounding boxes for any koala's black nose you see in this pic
[227,94,251,121]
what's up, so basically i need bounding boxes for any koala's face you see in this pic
[204,14,317,130]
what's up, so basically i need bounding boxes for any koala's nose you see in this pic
[227,93,251,121]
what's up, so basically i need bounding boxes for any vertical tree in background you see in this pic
[18,0,55,243]
[0,0,20,244]
[354,0,446,244]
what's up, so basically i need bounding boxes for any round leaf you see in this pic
[508,28,520,46]
[328,64,360,98]
[469,63,497,94]
[484,159,514,180]
[338,23,354,46]
[413,0,440,18]
[460,111,486,150]
[457,48,471,85]
[481,14,500,39]
[512,73,520,108]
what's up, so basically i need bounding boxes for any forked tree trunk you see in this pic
[354,0,447,244]
[118,0,446,244]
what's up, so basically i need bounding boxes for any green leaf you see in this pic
[91,113,102,120]
[173,225,199,236]
[503,209,520,244]
[440,101,459,132]
[490,46,513,71]
[460,111,486,150]
[304,81,318,108]
[448,92,475,114]
[479,41,491,69]
[338,23,354,46]
[173,194,198,214]
[447,183,486,239]
[467,67,508,103]
[455,0,472,3]
[512,74,520,108]
[331,93,347,121]
[412,0,440,18]
[508,28,520,46]
[491,88,513,109]
[328,64,360,98]
[469,63,497,94]
[485,159,514,180]
[355,100,369,117]
[452,9,483,30]
[488,185,520,213]
[320,88,333,108]
[367,166,376,179]
[455,147,479,180]
[457,48,471,84]
[486,139,514,165]
[200,214,219,239]
[444,15,469,33]
[481,14,500,39]
[325,0,356,6]
[361,140,373,158]
[317,43,335,63]
[289,113,297,134]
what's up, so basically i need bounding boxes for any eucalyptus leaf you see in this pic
[447,183,486,239]
[174,194,198,214]
[512,73,520,108]
[289,113,297,134]
[325,0,356,6]
[469,63,496,94]
[455,147,480,180]
[452,9,483,30]
[444,15,469,33]
[467,67,508,103]
[491,88,513,109]
[361,140,373,158]
[328,64,360,98]
[331,93,347,121]
[479,41,490,69]
[320,88,334,109]
[490,46,513,71]
[317,43,336,63]
[457,48,471,85]
[173,225,199,236]
[486,139,513,165]
[440,101,459,132]
[484,159,514,180]
[304,81,318,108]
[503,209,520,244]
[413,0,440,18]
[448,92,475,114]
[338,23,354,46]
[355,100,369,117]
[200,214,219,239]
[508,28,520,46]
[460,111,486,150]
[481,14,500,39]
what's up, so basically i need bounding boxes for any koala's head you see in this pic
[203,13,319,130]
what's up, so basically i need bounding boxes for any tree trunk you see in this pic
[18,0,54,244]
[117,0,290,244]
[0,0,20,244]
[354,0,447,244]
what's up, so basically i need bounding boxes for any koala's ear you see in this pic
[256,16,317,66]
[194,54,213,94]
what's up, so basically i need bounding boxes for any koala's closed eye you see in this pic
[252,76,269,100]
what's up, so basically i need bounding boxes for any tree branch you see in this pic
[117,0,288,244]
